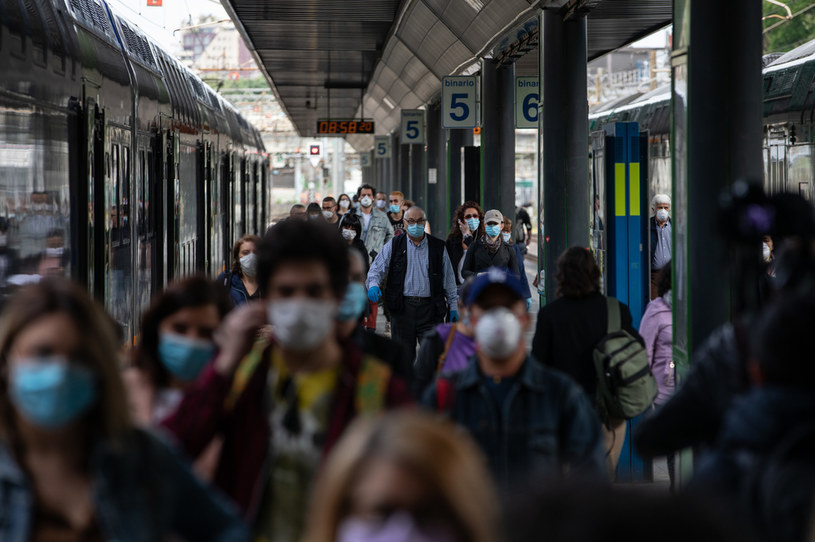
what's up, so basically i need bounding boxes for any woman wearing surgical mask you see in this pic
[461,209,519,280]
[337,194,352,218]
[339,213,369,276]
[0,279,248,541]
[307,202,326,222]
[501,218,533,311]
[446,202,485,285]
[217,235,261,307]
[303,411,498,542]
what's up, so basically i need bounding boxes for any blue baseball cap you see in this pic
[466,267,526,306]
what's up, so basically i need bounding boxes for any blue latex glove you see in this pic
[367,285,382,303]
[526,298,532,311]
[450,309,459,322]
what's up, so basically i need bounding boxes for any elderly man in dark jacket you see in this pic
[424,268,606,487]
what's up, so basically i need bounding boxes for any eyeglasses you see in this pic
[463,213,479,219]
[405,218,427,226]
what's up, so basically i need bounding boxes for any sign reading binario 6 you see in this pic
[401,110,425,144]
[374,136,391,159]
[442,76,478,129]
[515,76,539,129]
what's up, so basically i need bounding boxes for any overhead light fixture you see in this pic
[383,96,396,110]
[464,0,484,12]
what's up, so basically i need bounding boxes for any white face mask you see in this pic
[322,210,334,219]
[338,512,455,542]
[339,200,351,209]
[341,228,357,241]
[656,208,669,223]
[360,196,373,208]
[474,307,522,359]
[267,298,336,351]
[239,253,257,277]
[375,199,387,209]
[762,242,771,262]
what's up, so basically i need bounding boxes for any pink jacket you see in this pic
[638,296,674,405]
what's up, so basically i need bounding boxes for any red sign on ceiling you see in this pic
[147,0,162,6]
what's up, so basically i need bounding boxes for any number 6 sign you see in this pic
[442,76,478,129]
[515,76,539,129]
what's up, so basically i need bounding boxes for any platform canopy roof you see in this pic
[221,0,671,147]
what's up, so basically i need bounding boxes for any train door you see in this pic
[135,135,154,325]
[80,91,106,301]
[165,130,180,281]
[221,151,231,269]
[196,138,207,272]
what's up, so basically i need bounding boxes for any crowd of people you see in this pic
[0,183,812,542]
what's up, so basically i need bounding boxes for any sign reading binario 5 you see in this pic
[374,136,391,159]
[401,110,425,144]
[515,76,539,128]
[442,76,478,129]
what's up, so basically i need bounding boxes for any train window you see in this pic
[122,146,130,245]
[111,144,119,244]
[146,151,153,235]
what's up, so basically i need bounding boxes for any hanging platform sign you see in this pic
[374,136,391,159]
[515,76,539,129]
[442,76,478,129]
[400,110,425,144]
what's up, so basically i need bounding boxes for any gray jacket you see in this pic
[355,208,394,261]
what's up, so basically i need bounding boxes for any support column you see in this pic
[391,133,401,194]
[448,129,473,220]
[481,59,516,217]
[411,144,427,209]
[400,139,411,198]
[427,101,448,234]
[539,10,589,304]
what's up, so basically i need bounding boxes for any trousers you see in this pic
[390,297,442,362]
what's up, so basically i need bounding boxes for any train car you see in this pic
[0,0,268,342]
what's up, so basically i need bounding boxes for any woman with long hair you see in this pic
[0,279,247,540]
[446,201,485,285]
[217,235,260,307]
[304,411,499,542]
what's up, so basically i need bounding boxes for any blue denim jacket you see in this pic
[423,355,607,486]
[0,428,249,542]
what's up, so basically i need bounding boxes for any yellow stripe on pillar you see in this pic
[629,162,640,216]
[615,163,626,217]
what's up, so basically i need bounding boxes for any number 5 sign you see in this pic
[442,76,478,129]
[515,76,539,128]
[401,110,425,144]
[374,136,391,158]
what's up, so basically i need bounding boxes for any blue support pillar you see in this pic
[427,101,448,233]
[481,59,516,218]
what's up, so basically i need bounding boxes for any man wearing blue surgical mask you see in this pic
[650,194,672,299]
[366,206,459,362]
[162,220,412,542]
[461,209,519,280]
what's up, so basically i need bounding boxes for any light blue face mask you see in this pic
[466,217,480,231]
[407,223,425,237]
[338,282,368,321]
[389,204,401,214]
[501,232,511,243]
[485,224,502,238]
[158,332,215,381]
[10,357,96,429]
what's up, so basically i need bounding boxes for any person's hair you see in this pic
[657,262,672,297]
[304,411,499,542]
[502,218,514,245]
[290,204,306,215]
[555,247,601,298]
[306,202,322,217]
[755,292,815,387]
[458,276,476,309]
[133,276,232,389]
[340,212,362,239]
[390,190,404,200]
[448,201,485,240]
[0,279,130,442]
[403,199,415,208]
[358,184,376,197]
[337,194,350,204]
[651,194,671,209]
[258,220,349,298]
[322,196,336,205]
[230,234,260,275]
[404,205,426,219]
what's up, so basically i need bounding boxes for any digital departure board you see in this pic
[316,120,375,135]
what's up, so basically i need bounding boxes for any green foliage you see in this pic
[764,0,815,54]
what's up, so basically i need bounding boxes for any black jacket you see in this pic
[350,325,412,384]
[531,292,642,400]
[445,231,480,285]
[634,321,750,457]
[461,238,518,279]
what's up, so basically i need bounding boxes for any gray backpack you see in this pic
[593,297,657,421]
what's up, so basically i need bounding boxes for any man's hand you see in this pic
[368,285,382,303]
[213,302,268,377]
[450,309,459,322]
